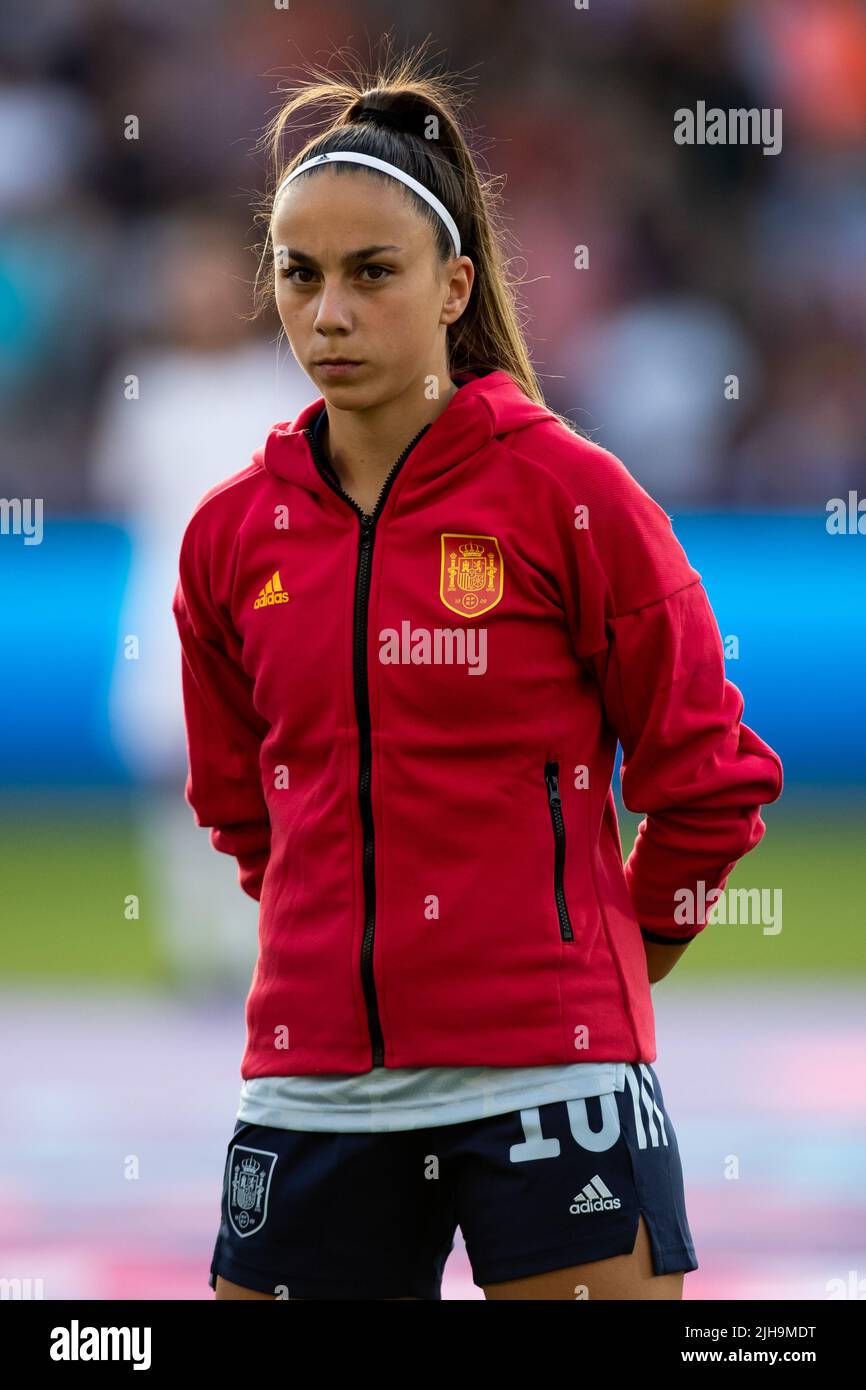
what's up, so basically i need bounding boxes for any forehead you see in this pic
[271,166,428,247]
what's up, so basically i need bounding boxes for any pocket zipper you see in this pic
[544,761,575,942]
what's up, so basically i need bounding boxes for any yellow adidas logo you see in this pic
[253,570,290,610]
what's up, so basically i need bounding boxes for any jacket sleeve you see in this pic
[554,438,784,943]
[593,580,784,941]
[171,529,271,903]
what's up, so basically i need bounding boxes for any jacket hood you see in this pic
[260,368,554,493]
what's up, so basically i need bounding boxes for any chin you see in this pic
[319,378,389,409]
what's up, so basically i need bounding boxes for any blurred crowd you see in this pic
[1,0,862,985]
[1,0,864,514]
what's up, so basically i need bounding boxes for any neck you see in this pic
[320,370,460,497]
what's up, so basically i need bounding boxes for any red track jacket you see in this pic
[172,368,783,1077]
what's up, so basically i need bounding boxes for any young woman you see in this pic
[172,52,783,1301]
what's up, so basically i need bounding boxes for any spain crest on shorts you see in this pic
[227,1143,277,1238]
[440,533,504,617]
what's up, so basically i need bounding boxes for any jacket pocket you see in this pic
[544,760,575,942]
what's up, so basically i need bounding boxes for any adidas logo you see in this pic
[254,570,290,610]
[569,1175,621,1215]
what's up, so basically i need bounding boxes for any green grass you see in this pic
[616,805,865,975]
[0,797,862,980]
[0,797,169,983]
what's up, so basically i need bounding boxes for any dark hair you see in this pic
[249,35,578,427]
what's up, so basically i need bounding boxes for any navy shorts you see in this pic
[209,1061,698,1298]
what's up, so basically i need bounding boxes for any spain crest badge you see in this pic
[439,533,504,617]
[227,1143,277,1238]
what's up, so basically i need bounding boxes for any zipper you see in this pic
[544,761,575,942]
[305,415,432,1066]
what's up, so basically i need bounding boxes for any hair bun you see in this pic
[351,90,427,139]
[354,104,404,133]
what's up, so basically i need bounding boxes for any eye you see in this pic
[279,264,393,284]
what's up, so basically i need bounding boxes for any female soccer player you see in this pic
[172,50,783,1301]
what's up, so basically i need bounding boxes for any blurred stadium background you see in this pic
[0,0,864,1300]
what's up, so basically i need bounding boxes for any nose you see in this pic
[313,276,353,334]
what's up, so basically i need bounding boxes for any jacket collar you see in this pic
[261,369,553,501]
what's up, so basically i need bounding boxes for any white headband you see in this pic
[274,150,461,258]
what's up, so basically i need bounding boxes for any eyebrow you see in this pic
[279,245,404,266]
